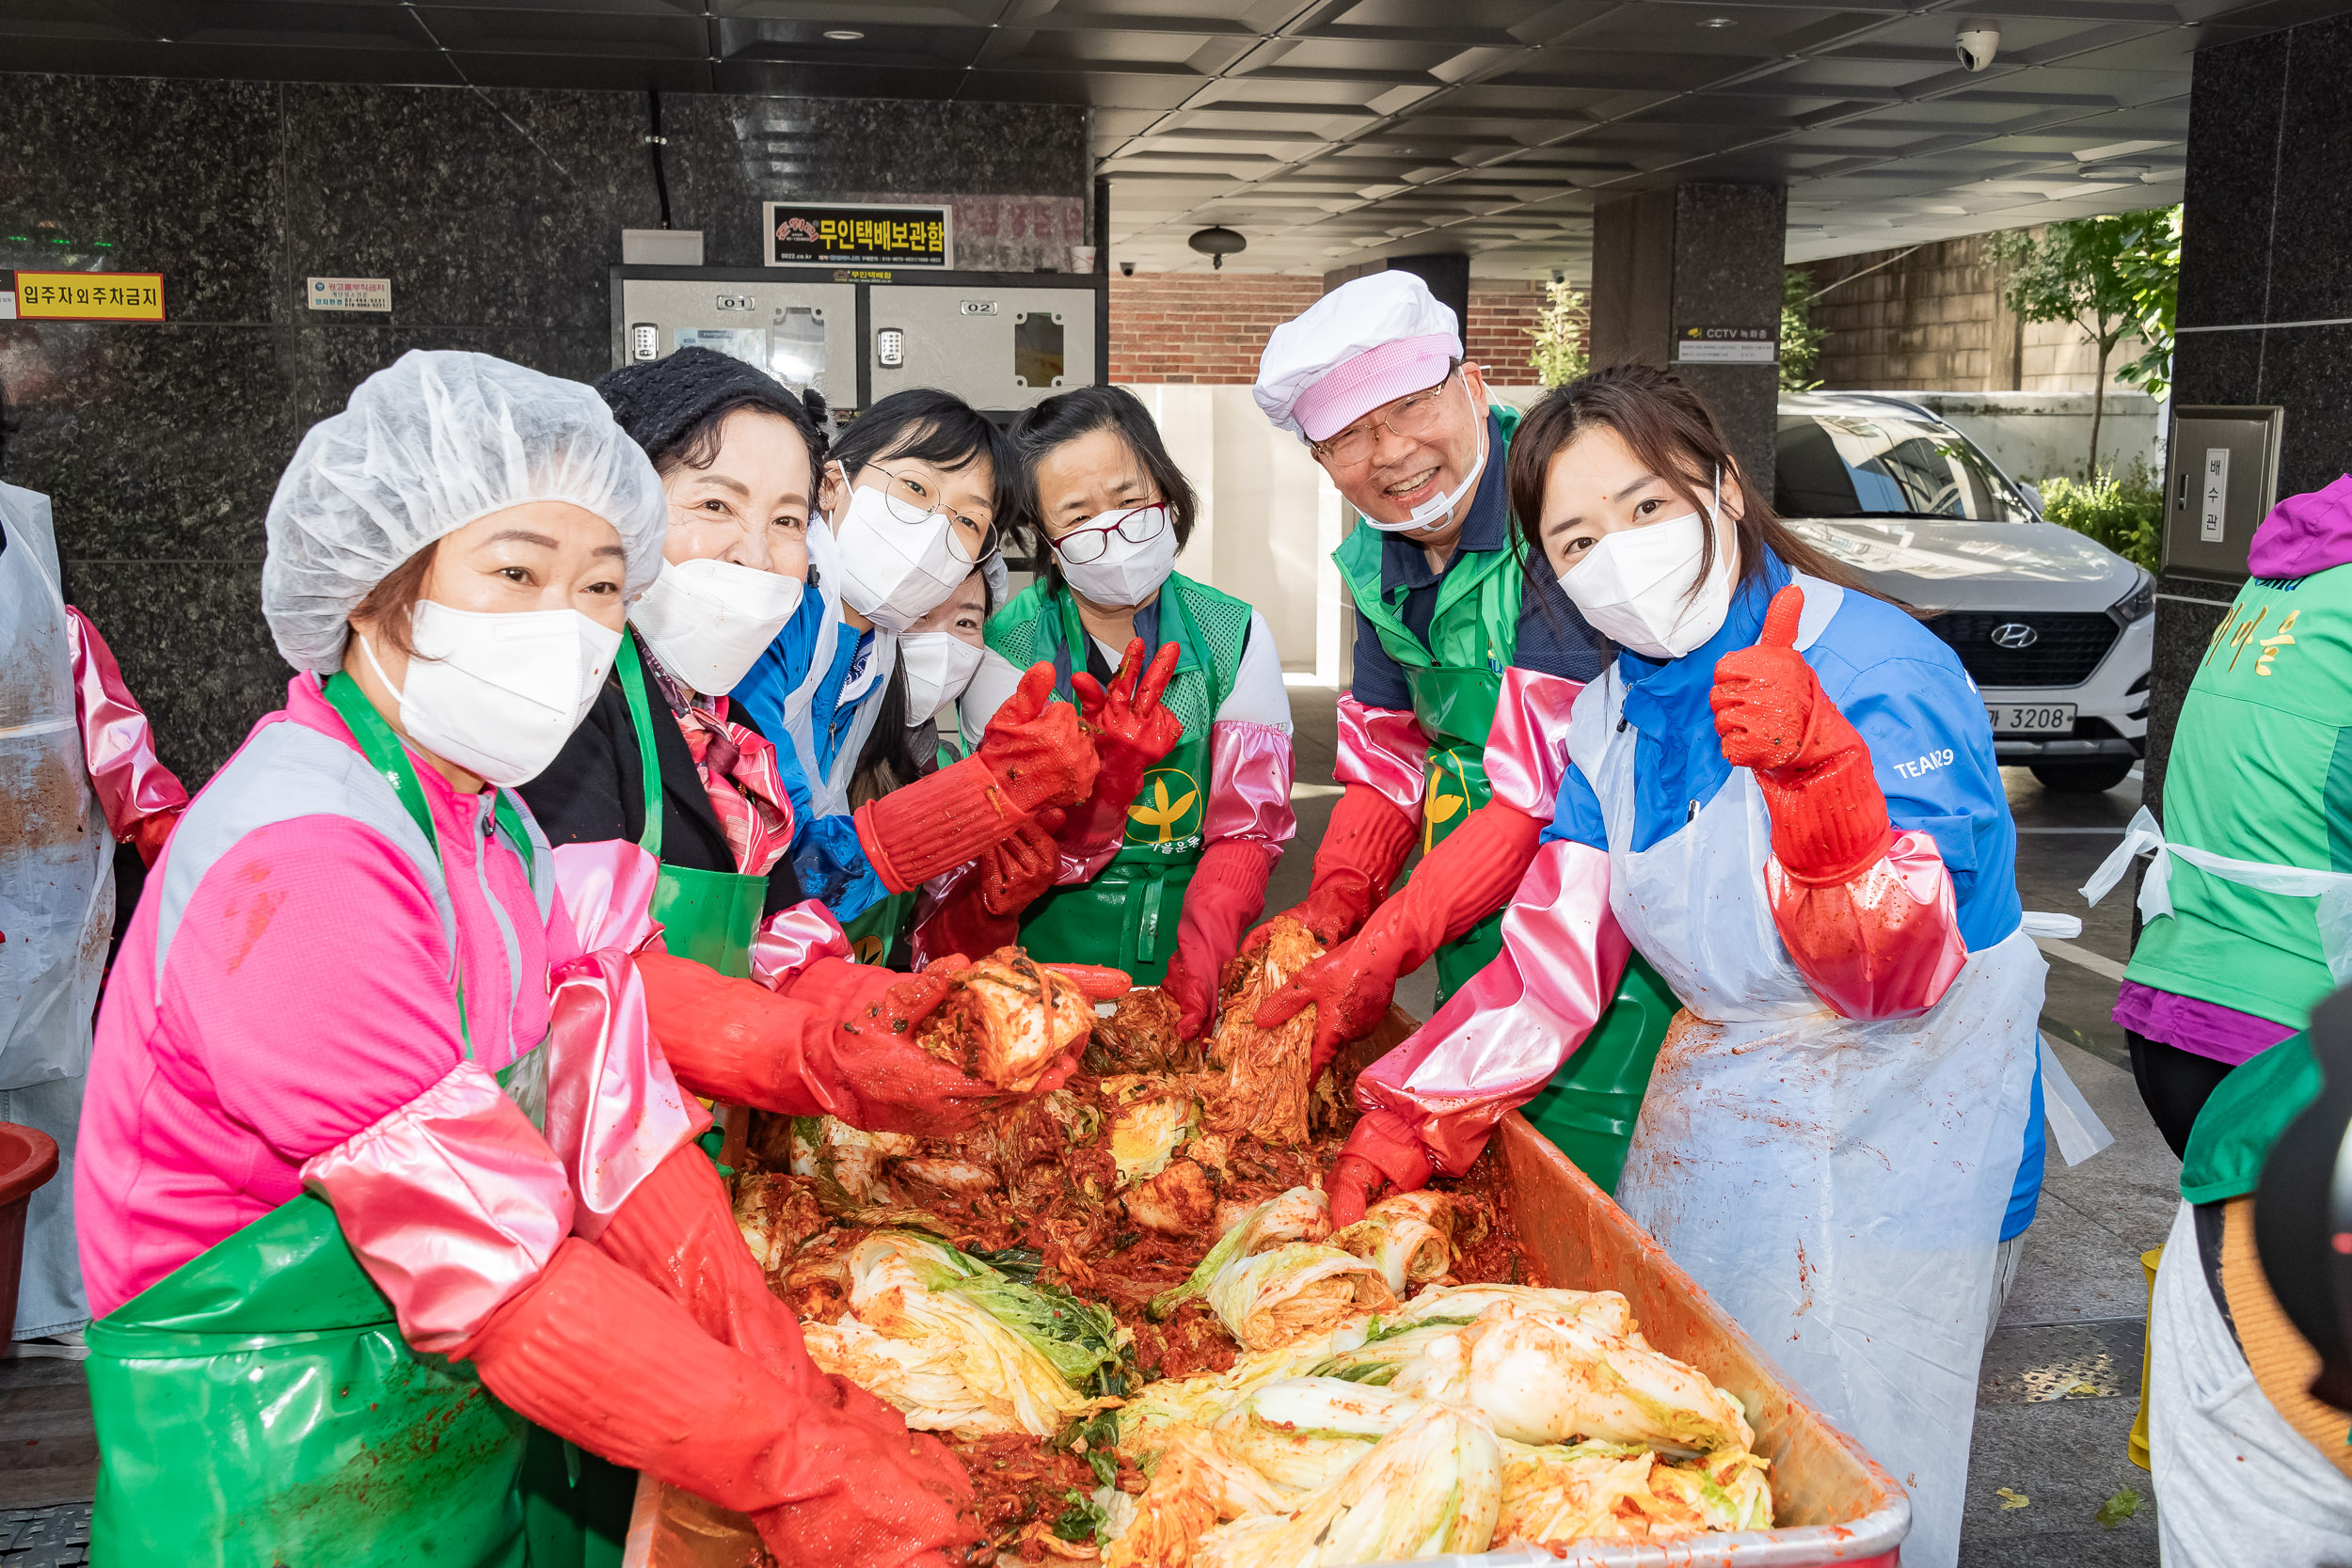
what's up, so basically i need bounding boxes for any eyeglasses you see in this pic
[860,467,993,564]
[1050,504,1168,564]
[1310,364,1463,468]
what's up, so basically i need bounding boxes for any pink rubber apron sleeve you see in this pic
[1353,838,1629,1178]
[1202,720,1296,847]
[749,899,855,990]
[301,1058,576,1354]
[1483,667,1582,817]
[64,606,189,852]
[1333,695,1428,820]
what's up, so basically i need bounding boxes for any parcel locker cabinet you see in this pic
[866,284,1098,414]
[611,266,1105,418]
[614,273,859,405]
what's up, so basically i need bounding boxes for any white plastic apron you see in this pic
[0,485,113,1090]
[1572,575,2040,1568]
[2083,804,2352,986]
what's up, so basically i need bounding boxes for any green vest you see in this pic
[2125,564,2352,1027]
[2179,1033,2322,1205]
[985,573,1248,980]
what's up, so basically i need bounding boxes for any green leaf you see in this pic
[1052,1487,1109,1543]
[2094,1487,2142,1528]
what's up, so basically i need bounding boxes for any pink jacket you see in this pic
[80,674,705,1346]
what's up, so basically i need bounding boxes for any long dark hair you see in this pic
[1507,363,1863,602]
[837,390,1018,807]
[1010,385,1197,596]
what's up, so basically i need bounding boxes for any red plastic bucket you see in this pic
[0,1122,60,1338]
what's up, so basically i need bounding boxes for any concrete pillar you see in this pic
[1589,182,1788,499]
[2141,11,2352,809]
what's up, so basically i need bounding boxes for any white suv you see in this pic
[1775,392,2153,794]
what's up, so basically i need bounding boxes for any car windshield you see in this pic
[1775,409,2034,522]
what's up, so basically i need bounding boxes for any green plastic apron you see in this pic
[616,635,764,979]
[86,673,623,1567]
[1013,582,1237,983]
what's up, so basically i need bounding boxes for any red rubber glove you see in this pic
[1255,800,1547,1073]
[854,662,1097,893]
[1062,639,1184,856]
[461,1239,976,1568]
[635,951,1035,1135]
[1325,1110,1434,1227]
[128,808,182,869]
[596,1143,815,1385]
[1248,783,1418,949]
[1164,839,1279,1040]
[1709,585,1893,884]
[908,809,1064,967]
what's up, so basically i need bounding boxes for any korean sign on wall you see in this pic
[12,271,166,321]
[764,203,952,269]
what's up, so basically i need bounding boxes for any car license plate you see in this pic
[1988,703,2074,735]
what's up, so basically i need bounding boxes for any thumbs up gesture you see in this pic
[1709,585,1820,775]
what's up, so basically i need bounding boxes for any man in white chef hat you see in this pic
[1244,269,1641,1077]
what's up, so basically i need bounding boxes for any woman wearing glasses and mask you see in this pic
[730,388,1097,965]
[929,386,1295,1041]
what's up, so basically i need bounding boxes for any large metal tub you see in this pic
[627,1014,1909,1567]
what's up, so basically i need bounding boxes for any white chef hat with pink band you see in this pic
[1252,270,1463,442]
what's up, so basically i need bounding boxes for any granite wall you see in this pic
[1589,182,1788,497]
[2142,12,2352,811]
[0,72,1089,784]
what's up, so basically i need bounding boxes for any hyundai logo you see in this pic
[1990,622,2039,649]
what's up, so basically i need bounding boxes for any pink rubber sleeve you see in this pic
[1483,668,1582,817]
[1354,839,1630,1178]
[301,1059,575,1354]
[748,899,854,990]
[64,605,189,842]
[549,840,663,958]
[1203,720,1296,847]
[1334,696,1427,820]
[1765,828,1966,1021]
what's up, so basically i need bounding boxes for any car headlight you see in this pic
[2109,568,2154,626]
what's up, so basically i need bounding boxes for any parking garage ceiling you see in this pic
[8,0,2344,277]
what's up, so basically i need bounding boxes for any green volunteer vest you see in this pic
[1331,407,1673,1194]
[87,674,629,1568]
[985,573,1248,981]
[2123,563,2352,1027]
[2180,1033,2323,1205]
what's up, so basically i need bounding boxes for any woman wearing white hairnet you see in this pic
[72,351,975,1568]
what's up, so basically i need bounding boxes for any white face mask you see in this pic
[1057,509,1180,608]
[360,600,621,786]
[827,478,970,633]
[898,632,986,722]
[1362,383,1490,534]
[1555,470,1737,659]
[629,556,803,696]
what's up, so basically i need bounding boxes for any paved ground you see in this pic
[4,687,2175,1562]
[1273,686,2171,1564]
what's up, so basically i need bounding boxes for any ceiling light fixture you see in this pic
[1698,16,1739,27]
[1187,225,1247,270]
[822,28,865,41]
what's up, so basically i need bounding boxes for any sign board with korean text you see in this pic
[13,271,165,321]
[308,277,391,312]
[1674,324,1776,364]
[2163,405,2285,584]
[763,203,952,270]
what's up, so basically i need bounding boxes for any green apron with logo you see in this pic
[1333,416,1675,1193]
[86,673,624,1567]
[988,575,1248,983]
[617,634,764,980]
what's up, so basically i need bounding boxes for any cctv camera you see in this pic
[1955,25,1998,71]
[1120,260,1136,277]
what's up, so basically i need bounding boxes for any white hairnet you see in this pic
[262,349,668,672]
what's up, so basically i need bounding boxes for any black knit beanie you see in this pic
[593,347,829,471]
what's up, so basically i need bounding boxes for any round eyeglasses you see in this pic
[1309,364,1462,469]
[1049,504,1168,564]
[864,467,992,564]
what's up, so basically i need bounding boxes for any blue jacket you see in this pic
[1541,549,2043,1236]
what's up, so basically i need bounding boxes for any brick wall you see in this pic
[1110,272,1565,387]
[1798,233,2151,393]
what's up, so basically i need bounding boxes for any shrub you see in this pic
[2035,459,2161,573]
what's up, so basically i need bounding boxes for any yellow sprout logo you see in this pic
[1423,755,1471,853]
[1127,767,1201,845]
[850,933,888,965]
